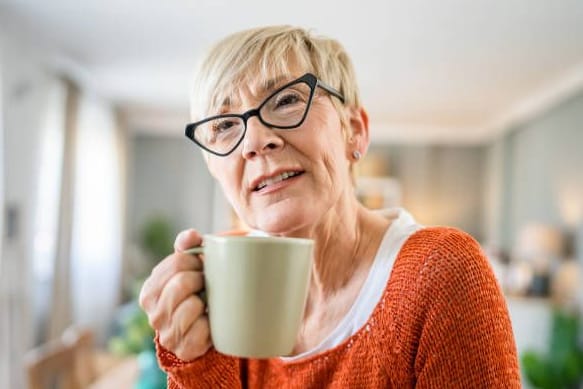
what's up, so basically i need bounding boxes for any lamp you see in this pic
[512,223,564,297]
[550,222,583,309]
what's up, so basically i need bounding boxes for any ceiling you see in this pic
[1,0,583,144]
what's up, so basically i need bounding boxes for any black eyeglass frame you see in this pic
[185,73,345,156]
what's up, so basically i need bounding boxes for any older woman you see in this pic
[139,26,520,388]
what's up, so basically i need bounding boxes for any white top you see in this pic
[253,208,422,362]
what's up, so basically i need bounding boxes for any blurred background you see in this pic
[1,0,583,388]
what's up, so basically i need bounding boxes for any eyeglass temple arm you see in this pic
[316,80,345,104]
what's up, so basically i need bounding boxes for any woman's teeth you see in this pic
[256,171,301,190]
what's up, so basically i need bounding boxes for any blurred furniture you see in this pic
[24,326,138,389]
[87,356,138,389]
[510,223,565,297]
[24,327,96,389]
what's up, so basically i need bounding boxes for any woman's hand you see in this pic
[139,229,211,361]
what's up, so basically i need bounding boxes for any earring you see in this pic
[352,150,361,160]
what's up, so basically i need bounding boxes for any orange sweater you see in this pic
[156,227,521,388]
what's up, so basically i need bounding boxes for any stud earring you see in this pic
[352,150,361,160]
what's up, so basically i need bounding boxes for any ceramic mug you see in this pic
[185,235,314,358]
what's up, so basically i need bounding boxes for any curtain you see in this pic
[29,75,127,346]
[69,91,125,343]
[0,46,127,385]
[0,61,66,389]
[31,78,126,346]
[0,62,66,389]
[44,79,78,340]
[0,30,128,385]
[0,37,7,388]
[32,80,127,344]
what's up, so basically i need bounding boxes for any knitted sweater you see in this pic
[156,227,521,388]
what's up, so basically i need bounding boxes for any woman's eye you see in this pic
[274,92,301,108]
[214,119,236,132]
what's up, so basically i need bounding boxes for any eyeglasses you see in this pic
[185,73,345,156]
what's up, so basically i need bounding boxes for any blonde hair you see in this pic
[189,25,361,131]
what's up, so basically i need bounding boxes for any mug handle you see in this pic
[183,247,204,256]
[183,246,207,304]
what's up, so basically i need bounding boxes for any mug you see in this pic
[185,235,314,358]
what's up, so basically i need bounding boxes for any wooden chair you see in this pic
[24,327,97,389]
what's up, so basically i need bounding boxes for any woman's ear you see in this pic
[346,106,370,159]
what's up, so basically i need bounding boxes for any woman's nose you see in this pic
[241,117,284,159]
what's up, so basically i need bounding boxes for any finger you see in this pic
[154,271,204,327]
[172,294,206,339]
[150,251,203,283]
[174,314,212,361]
[139,253,202,312]
[157,294,205,351]
[174,229,203,252]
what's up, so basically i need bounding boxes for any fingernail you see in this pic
[175,230,192,249]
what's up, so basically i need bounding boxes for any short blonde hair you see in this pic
[190,25,361,131]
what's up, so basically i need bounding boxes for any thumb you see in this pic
[174,229,203,252]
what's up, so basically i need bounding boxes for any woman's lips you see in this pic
[253,171,305,194]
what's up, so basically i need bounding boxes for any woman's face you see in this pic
[205,71,362,235]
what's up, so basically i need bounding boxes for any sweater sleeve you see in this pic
[155,333,243,388]
[413,229,521,388]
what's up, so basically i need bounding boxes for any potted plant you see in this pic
[522,308,583,388]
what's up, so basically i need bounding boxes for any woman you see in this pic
[139,25,520,388]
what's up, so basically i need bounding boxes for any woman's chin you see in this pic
[254,208,313,236]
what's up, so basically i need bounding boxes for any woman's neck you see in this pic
[306,197,390,299]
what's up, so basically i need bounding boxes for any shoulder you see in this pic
[379,227,519,385]
[401,226,486,270]
[392,226,498,301]
[405,226,481,254]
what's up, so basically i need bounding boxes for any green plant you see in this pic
[107,296,167,389]
[522,309,583,389]
[108,301,154,355]
[140,216,175,264]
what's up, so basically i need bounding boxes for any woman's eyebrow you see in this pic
[215,75,295,113]
[217,96,232,113]
[259,75,292,95]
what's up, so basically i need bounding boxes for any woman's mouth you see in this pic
[253,171,304,192]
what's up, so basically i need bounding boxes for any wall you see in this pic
[368,89,583,256]
[368,144,486,241]
[0,30,54,389]
[483,89,583,388]
[0,30,5,388]
[368,90,583,252]
[485,91,583,253]
[128,135,217,246]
